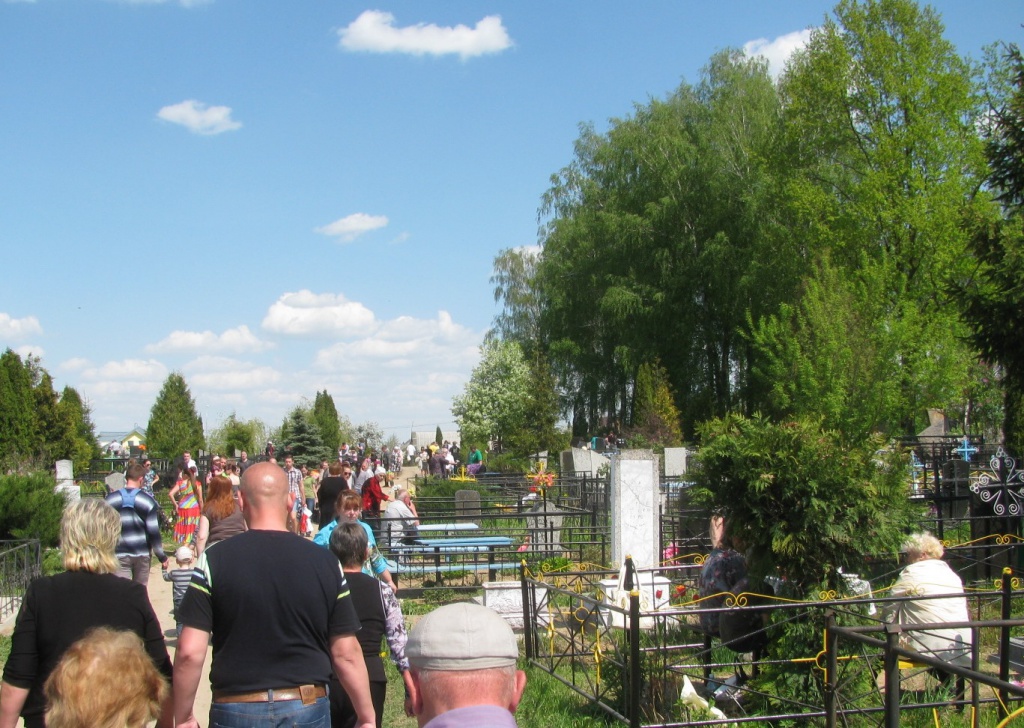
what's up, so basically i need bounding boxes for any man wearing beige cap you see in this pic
[406,603,527,727]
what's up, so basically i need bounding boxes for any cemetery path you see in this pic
[147,560,213,723]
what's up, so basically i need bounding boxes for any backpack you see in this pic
[117,487,144,526]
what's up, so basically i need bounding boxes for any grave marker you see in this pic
[610,450,659,568]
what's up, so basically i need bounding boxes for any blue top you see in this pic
[314,518,389,576]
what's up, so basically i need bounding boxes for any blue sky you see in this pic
[1,1,1020,440]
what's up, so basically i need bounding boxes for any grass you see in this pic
[381,659,614,728]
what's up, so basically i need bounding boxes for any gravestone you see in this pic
[610,450,660,568]
[526,500,563,556]
[480,582,549,629]
[455,489,482,526]
[941,459,971,520]
[54,460,80,502]
[664,447,688,478]
[562,447,609,477]
[104,471,125,494]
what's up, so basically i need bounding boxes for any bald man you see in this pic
[173,463,374,728]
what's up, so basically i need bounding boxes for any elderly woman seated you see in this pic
[886,532,972,687]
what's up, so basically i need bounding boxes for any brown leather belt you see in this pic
[213,685,327,705]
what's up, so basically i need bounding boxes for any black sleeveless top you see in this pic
[346,570,387,682]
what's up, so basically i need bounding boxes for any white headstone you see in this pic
[610,450,659,569]
[664,447,688,477]
[481,581,549,629]
[55,460,74,487]
[54,459,81,501]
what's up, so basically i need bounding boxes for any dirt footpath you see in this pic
[147,562,213,723]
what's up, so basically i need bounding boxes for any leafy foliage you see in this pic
[452,339,564,455]
[626,360,683,448]
[207,412,263,456]
[0,473,68,546]
[690,413,921,596]
[146,373,205,458]
[956,45,1024,455]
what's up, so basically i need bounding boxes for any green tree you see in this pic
[58,386,100,472]
[453,339,562,455]
[535,50,789,437]
[627,360,683,448]
[489,246,543,353]
[435,426,443,447]
[281,407,328,466]
[772,0,989,435]
[0,349,37,466]
[31,371,77,465]
[956,45,1024,455]
[0,473,67,546]
[208,412,260,456]
[312,390,342,454]
[692,413,920,596]
[146,373,205,458]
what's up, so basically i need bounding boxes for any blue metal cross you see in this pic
[955,436,978,462]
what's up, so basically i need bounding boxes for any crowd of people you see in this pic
[0,457,527,728]
[0,440,982,727]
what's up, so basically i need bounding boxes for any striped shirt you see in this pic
[104,488,168,562]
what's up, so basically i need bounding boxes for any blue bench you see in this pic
[390,536,515,582]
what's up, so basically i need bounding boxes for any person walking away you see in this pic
[104,462,169,584]
[173,462,374,728]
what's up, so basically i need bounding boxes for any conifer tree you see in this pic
[146,373,205,458]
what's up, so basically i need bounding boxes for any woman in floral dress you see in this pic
[169,467,203,546]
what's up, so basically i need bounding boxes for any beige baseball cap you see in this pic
[406,603,519,671]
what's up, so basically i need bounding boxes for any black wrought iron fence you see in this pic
[522,556,1024,727]
[0,540,41,622]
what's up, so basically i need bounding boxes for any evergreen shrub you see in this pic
[0,473,68,547]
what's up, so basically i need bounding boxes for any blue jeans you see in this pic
[210,696,329,727]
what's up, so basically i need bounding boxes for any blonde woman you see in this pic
[887,532,972,684]
[0,499,172,728]
[44,627,168,728]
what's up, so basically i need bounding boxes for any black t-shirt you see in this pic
[3,571,171,724]
[317,476,350,525]
[178,529,361,693]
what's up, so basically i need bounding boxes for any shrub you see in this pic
[0,473,68,547]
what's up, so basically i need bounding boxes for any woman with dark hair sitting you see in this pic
[328,522,415,727]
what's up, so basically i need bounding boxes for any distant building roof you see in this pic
[96,427,147,445]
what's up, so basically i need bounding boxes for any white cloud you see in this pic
[338,10,513,60]
[315,213,389,243]
[59,357,91,372]
[262,290,377,337]
[80,358,168,382]
[0,312,42,338]
[743,29,813,80]
[157,99,242,135]
[314,310,480,373]
[14,344,44,360]
[183,356,282,389]
[146,325,272,354]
